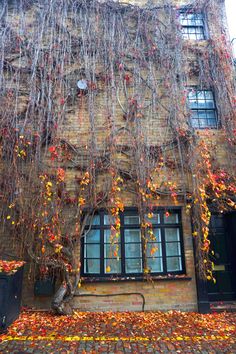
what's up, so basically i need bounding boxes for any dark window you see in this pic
[180,13,205,40]
[81,209,185,278]
[188,89,219,128]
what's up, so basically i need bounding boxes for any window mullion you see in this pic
[101,212,104,276]
[179,218,186,274]
[161,226,167,274]
[141,229,146,273]
[81,234,85,274]
[120,212,126,275]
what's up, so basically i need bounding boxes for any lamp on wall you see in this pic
[77,79,88,90]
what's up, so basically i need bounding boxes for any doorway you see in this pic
[207,213,236,302]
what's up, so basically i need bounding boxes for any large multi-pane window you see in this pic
[179,13,205,40]
[188,89,218,128]
[81,209,185,278]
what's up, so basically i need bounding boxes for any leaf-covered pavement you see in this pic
[0,310,235,353]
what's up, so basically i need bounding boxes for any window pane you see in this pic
[207,111,216,119]
[199,118,208,127]
[104,229,120,243]
[145,213,160,224]
[196,32,204,40]
[84,259,100,274]
[164,213,179,224]
[188,90,215,111]
[189,99,199,109]
[195,19,204,26]
[166,242,181,256]
[182,32,189,39]
[189,27,196,34]
[189,32,198,40]
[125,258,142,273]
[196,91,205,100]
[125,243,142,258]
[124,215,140,225]
[124,229,141,243]
[147,258,163,272]
[167,257,182,271]
[147,243,162,257]
[191,118,200,128]
[191,111,200,119]
[198,110,208,119]
[181,13,204,40]
[204,100,215,109]
[84,244,100,258]
[180,13,203,25]
[188,91,196,100]
[85,229,100,243]
[191,109,217,128]
[153,228,161,242]
[147,228,161,242]
[187,14,198,24]
[165,228,180,242]
[195,14,203,20]
[197,99,207,108]
[104,215,116,225]
[104,259,121,273]
[105,243,121,258]
[85,215,100,226]
[207,119,217,128]
[204,91,213,99]
[181,19,189,26]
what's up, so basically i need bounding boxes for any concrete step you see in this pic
[210,301,236,312]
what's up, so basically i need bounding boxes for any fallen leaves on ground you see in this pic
[0,310,235,344]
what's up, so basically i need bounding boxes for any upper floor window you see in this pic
[180,13,205,40]
[81,209,185,278]
[188,89,218,128]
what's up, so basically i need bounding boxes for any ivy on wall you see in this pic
[0,0,235,314]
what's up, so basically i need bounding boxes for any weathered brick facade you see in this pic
[0,0,235,313]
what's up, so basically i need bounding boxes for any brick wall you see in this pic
[74,279,197,312]
[0,0,232,313]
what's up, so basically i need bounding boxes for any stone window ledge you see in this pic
[81,275,192,283]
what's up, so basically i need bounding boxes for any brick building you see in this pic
[0,0,235,313]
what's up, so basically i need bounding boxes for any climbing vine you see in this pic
[0,0,235,314]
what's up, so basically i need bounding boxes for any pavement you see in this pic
[0,310,235,353]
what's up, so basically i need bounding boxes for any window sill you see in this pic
[183,39,208,45]
[194,127,220,131]
[81,274,192,283]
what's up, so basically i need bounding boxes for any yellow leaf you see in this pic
[55,244,63,253]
